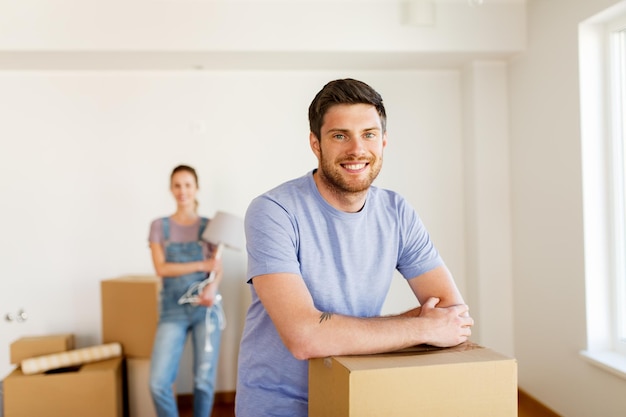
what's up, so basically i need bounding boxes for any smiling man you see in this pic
[235,78,473,417]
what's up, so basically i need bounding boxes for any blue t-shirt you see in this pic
[236,170,444,417]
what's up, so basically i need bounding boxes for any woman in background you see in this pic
[148,164,225,417]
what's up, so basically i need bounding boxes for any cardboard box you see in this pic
[309,343,517,417]
[126,358,157,417]
[101,275,161,358]
[9,334,74,365]
[4,357,123,417]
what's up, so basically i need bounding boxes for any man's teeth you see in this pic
[344,163,366,170]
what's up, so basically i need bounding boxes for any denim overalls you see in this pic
[149,217,225,417]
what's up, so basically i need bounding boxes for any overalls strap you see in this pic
[162,217,171,242]
[199,217,208,241]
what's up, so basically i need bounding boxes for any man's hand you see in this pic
[417,297,474,347]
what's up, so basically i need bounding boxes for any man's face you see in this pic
[310,103,387,194]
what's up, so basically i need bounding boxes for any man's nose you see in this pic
[345,137,366,155]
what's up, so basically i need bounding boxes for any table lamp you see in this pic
[178,210,245,305]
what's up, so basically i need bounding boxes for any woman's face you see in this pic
[170,170,198,209]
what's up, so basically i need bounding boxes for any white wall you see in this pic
[0,70,468,392]
[0,0,522,399]
[0,0,525,54]
[509,0,626,416]
[462,61,515,357]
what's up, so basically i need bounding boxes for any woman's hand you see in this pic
[199,256,222,273]
[198,281,220,306]
[197,252,223,306]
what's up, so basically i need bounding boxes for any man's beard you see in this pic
[317,151,383,194]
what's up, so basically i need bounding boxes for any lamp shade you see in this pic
[201,210,245,250]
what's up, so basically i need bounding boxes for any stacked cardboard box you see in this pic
[309,342,518,417]
[101,275,161,417]
[4,334,123,417]
[101,275,161,358]
[9,334,74,365]
[3,276,162,417]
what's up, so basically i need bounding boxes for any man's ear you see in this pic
[309,132,321,157]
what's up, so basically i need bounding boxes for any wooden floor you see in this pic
[178,393,235,417]
[209,402,236,417]
[518,389,561,417]
[179,389,561,417]
[178,403,233,417]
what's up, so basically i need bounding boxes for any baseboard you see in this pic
[518,389,561,417]
[177,390,236,408]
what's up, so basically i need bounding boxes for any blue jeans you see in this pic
[151,217,224,417]
[150,301,223,417]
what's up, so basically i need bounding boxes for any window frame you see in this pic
[579,1,626,378]
[607,15,626,356]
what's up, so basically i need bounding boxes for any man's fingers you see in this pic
[422,297,440,309]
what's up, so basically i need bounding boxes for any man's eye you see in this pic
[333,134,346,140]
[364,132,376,139]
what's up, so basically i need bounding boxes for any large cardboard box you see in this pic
[9,334,74,364]
[309,343,517,417]
[4,357,123,417]
[126,358,157,417]
[101,275,161,358]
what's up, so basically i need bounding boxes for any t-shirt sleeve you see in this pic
[244,195,302,283]
[148,218,163,245]
[396,200,444,279]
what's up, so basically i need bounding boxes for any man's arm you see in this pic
[407,265,466,308]
[253,266,473,360]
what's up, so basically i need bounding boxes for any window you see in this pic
[579,1,626,377]
[612,21,626,355]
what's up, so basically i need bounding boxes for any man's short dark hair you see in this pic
[308,78,387,140]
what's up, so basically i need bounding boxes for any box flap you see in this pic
[101,275,160,284]
[332,342,514,371]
